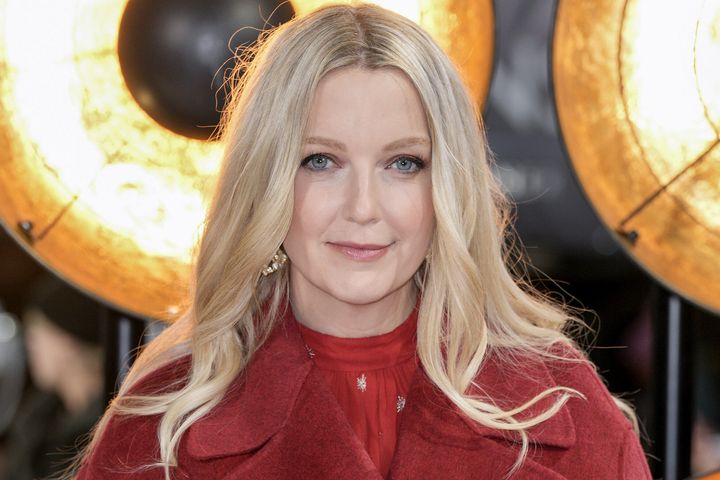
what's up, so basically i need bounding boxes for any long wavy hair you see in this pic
[70,3,636,479]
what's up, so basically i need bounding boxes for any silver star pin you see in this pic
[356,373,367,392]
[304,344,316,359]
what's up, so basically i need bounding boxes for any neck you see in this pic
[289,279,418,338]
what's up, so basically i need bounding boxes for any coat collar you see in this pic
[185,305,576,459]
[428,349,576,449]
[185,306,313,458]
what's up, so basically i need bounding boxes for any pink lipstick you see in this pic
[327,242,392,261]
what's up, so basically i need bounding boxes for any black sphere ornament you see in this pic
[118,0,295,140]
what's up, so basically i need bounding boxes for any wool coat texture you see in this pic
[77,310,651,479]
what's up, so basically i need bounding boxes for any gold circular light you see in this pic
[0,0,221,320]
[0,0,494,321]
[553,0,720,314]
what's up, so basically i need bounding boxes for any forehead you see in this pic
[305,67,429,144]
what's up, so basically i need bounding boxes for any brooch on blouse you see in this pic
[397,395,406,413]
[356,373,367,392]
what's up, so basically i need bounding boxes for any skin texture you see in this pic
[283,66,434,338]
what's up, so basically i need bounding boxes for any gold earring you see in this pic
[261,248,288,277]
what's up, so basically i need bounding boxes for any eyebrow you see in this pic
[304,136,430,152]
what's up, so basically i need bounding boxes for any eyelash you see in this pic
[300,153,426,174]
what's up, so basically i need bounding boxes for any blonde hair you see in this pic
[70,3,636,478]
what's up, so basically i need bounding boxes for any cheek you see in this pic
[286,178,335,250]
[384,181,434,242]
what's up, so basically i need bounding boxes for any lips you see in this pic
[327,241,393,261]
[331,242,389,250]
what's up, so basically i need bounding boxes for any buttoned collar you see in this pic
[185,304,576,459]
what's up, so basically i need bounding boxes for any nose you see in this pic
[342,167,380,225]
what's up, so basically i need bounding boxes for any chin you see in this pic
[326,277,410,306]
[322,282,392,306]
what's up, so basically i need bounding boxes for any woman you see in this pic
[73,3,651,479]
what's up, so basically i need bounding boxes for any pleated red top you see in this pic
[296,304,419,478]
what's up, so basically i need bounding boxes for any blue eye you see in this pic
[301,153,333,170]
[300,154,426,173]
[391,156,424,173]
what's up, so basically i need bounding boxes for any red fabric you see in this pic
[296,304,418,478]
[77,301,652,479]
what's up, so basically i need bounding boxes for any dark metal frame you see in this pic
[102,308,146,406]
[651,286,693,480]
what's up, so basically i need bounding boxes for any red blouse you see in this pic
[296,304,419,478]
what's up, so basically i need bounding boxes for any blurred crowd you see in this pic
[0,274,103,480]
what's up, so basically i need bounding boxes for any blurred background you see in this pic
[0,0,718,479]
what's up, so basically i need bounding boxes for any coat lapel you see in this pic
[184,307,383,479]
[184,304,576,479]
[276,366,384,479]
[184,315,313,459]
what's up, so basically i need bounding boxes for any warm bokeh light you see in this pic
[0,0,493,320]
[0,0,221,320]
[2,0,220,259]
[553,0,720,314]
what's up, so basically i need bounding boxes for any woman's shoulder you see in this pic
[472,342,650,478]
[513,341,650,478]
[75,356,193,479]
[541,342,633,425]
[495,341,636,433]
[478,342,626,424]
[126,354,193,395]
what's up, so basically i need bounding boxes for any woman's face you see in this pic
[283,66,434,306]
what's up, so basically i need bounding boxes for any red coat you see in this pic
[78,312,651,479]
